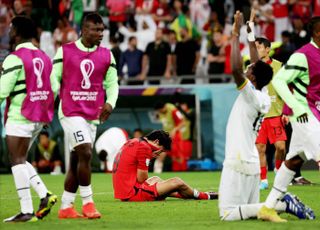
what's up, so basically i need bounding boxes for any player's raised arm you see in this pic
[231,11,246,88]
[247,8,259,64]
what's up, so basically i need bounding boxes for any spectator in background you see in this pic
[290,0,312,24]
[119,36,144,85]
[271,0,291,42]
[106,0,131,41]
[0,15,9,67]
[313,0,320,16]
[173,27,200,84]
[82,0,99,18]
[133,128,144,138]
[135,0,159,31]
[203,11,224,41]
[12,0,26,16]
[189,0,211,32]
[206,28,226,77]
[253,0,275,41]
[53,15,78,51]
[32,131,63,175]
[110,36,122,76]
[141,28,172,84]
[168,29,177,53]
[31,0,53,31]
[291,15,310,49]
[152,0,173,28]
[273,30,296,63]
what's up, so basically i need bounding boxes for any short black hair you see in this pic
[11,16,36,40]
[154,101,166,110]
[255,37,271,48]
[252,60,273,90]
[145,130,172,151]
[83,13,103,26]
[128,36,136,42]
[134,128,143,133]
[39,130,49,137]
[308,16,320,36]
[281,30,291,38]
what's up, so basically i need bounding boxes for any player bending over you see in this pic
[112,130,218,201]
[218,11,314,221]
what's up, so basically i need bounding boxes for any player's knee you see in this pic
[171,177,185,188]
[78,149,92,162]
[256,143,266,154]
[275,143,286,153]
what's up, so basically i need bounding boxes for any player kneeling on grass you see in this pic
[112,130,218,201]
[218,11,315,222]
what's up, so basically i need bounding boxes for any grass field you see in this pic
[0,171,319,230]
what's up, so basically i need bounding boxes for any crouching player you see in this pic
[112,130,218,201]
[218,11,314,221]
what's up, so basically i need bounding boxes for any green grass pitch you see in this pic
[0,171,319,229]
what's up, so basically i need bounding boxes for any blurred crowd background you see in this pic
[0,0,319,85]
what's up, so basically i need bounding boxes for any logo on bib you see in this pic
[80,59,94,89]
[32,58,44,88]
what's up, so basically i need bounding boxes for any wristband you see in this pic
[247,21,255,42]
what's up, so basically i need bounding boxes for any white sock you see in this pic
[153,159,163,173]
[265,164,295,209]
[193,189,200,198]
[11,164,33,214]
[222,201,287,221]
[61,191,76,209]
[25,161,48,199]
[79,185,93,205]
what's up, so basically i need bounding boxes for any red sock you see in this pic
[197,192,209,200]
[275,160,283,170]
[260,166,267,180]
[174,193,183,199]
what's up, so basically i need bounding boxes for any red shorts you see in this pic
[123,182,161,202]
[256,116,287,144]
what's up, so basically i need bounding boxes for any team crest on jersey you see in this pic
[80,59,94,89]
[32,57,44,88]
[146,159,150,167]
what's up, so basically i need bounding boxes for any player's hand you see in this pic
[281,115,289,125]
[296,113,308,123]
[99,103,113,124]
[232,11,243,36]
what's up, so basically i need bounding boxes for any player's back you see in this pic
[224,80,270,174]
[112,138,152,200]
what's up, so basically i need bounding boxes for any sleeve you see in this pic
[272,53,308,116]
[104,52,119,109]
[137,145,152,170]
[172,109,184,125]
[240,79,271,114]
[50,47,63,98]
[0,54,23,104]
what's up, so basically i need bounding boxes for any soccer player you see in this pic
[246,16,287,190]
[258,16,320,223]
[51,13,119,219]
[112,130,218,202]
[0,16,57,222]
[218,11,313,221]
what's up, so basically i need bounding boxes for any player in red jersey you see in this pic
[112,130,218,201]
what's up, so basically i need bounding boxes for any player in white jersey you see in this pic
[218,11,314,221]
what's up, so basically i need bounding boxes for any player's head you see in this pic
[81,13,104,47]
[255,37,271,59]
[246,60,273,90]
[308,16,320,39]
[10,16,36,46]
[154,101,167,114]
[39,130,50,147]
[133,128,143,138]
[145,130,172,153]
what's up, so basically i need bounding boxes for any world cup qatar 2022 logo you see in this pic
[80,59,95,89]
[32,58,44,88]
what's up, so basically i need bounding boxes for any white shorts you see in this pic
[5,122,44,151]
[218,166,260,218]
[60,116,97,152]
[286,116,320,162]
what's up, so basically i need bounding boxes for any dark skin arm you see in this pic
[231,11,246,88]
[99,103,113,124]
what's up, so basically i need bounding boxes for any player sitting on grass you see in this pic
[218,10,314,221]
[112,130,218,201]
